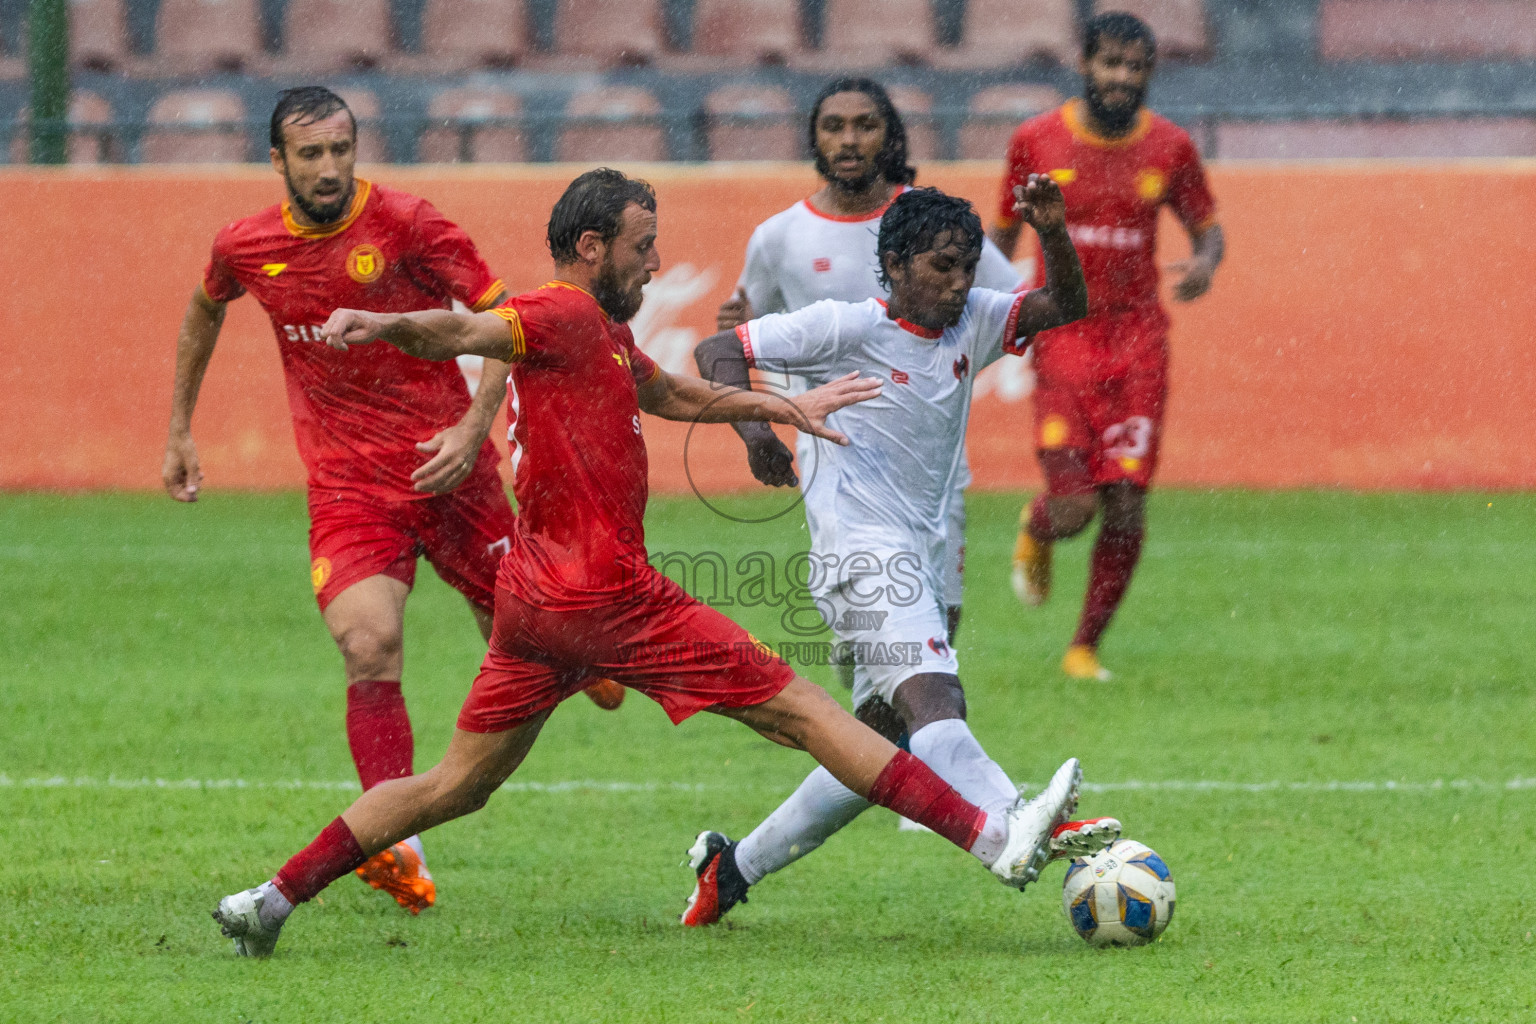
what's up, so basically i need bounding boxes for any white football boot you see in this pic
[212,885,284,958]
[990,758,1082,890]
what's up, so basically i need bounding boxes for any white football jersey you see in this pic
[736,192,1022,520]
[739,289,1029,604]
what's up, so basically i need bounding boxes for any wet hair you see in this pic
[807,77,917,187]
[875,187,983,288]
[546,167,657,265]
[1083,11,1157,61]
[269,86,354,151]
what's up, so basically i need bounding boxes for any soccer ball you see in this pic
[1062,839,1175,947]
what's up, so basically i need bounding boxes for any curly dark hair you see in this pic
[875,187,983,288]
[546,168,657,266]
[269,86,353,152]
[807,77,916,187]
[1084,11,1157,61]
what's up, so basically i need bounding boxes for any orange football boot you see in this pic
[1011,521,1052,607]
[355,841,435,915]
[583,678,626,710]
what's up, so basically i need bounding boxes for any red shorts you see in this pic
[457,570,795,733]
[307,460,515,612]
[1032,309,1169,492]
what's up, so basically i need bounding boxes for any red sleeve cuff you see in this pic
[1001,292,1030,356]
[734,322,756,367]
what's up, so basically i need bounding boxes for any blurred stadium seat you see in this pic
[553,0,665,66]
[69,0,129,72]
[420,0,528,70]
[886,85,937,162]
[811,0,938,68]
[154,0,264,75]
[7,91,117,164]
[1216,118,1536,159]
[140,89,249,163]
[418,88,527,163]
[691,0,801,65]
[558,86,666,162]
[1319,0,1536,60]
[941,0,1077,68]
[957,84,1063,159]
[332,88,390,163]
[704,84,798,161]
[281,0,393,73]
[1094,0,1209,61]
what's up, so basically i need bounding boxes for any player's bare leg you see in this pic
[319,575,444,910]
[1012,450,1097,607]
[1065,482,1146,681]
[214,717,548,956]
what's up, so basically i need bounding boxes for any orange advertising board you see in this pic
[1,161,1533,493]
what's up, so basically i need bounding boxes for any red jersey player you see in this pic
[989,13,1225,682]
[162,87,617,917]
[210,168,1088,958]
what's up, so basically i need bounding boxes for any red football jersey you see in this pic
[202,179,506,497]
[997,99,1216,317]
[487,282,661,610]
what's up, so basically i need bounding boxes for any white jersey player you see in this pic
[717,78,1022,632]
[684,183,1122,926]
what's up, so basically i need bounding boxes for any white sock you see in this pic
[734,766,871,885]
[257,881,294,930]
[402,834,431,880]
[969,813,1009,866]
[908,719,1020,819]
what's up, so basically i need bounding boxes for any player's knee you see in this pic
[770,678,844,747]
[1048,494,1097,537]
[1101,484,1146,535]
[892,673,967,732]
[336,623,404,677]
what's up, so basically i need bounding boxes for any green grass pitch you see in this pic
[2,489,1533,1022]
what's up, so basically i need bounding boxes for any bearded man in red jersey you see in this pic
[209,168,1089,958]
[163,87,620,915]
[990,12,1226,682]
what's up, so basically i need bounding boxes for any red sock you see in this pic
[1073,524,1145,649]
[346,680,413,791]
[272,817,368,905]
[867,750,987,852]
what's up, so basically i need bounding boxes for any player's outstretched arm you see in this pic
[638,369,880,447]
[1009,175,1089,339]
[319,308,515,362]
[163,287,228,503]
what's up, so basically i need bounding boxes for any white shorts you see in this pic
[819,582,960,710]
[942,494,966,609]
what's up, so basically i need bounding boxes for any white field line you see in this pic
[1,773,1533,795]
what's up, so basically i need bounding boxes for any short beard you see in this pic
[284,170,353,224]
[814,151,883,195]
[592,257,644,323]
[1084,80,1145,134]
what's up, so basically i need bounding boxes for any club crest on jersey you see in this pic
[953,354,970,380]
[927,636,950,657]
[1136,169,1167,203]
[346,243,386,284]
